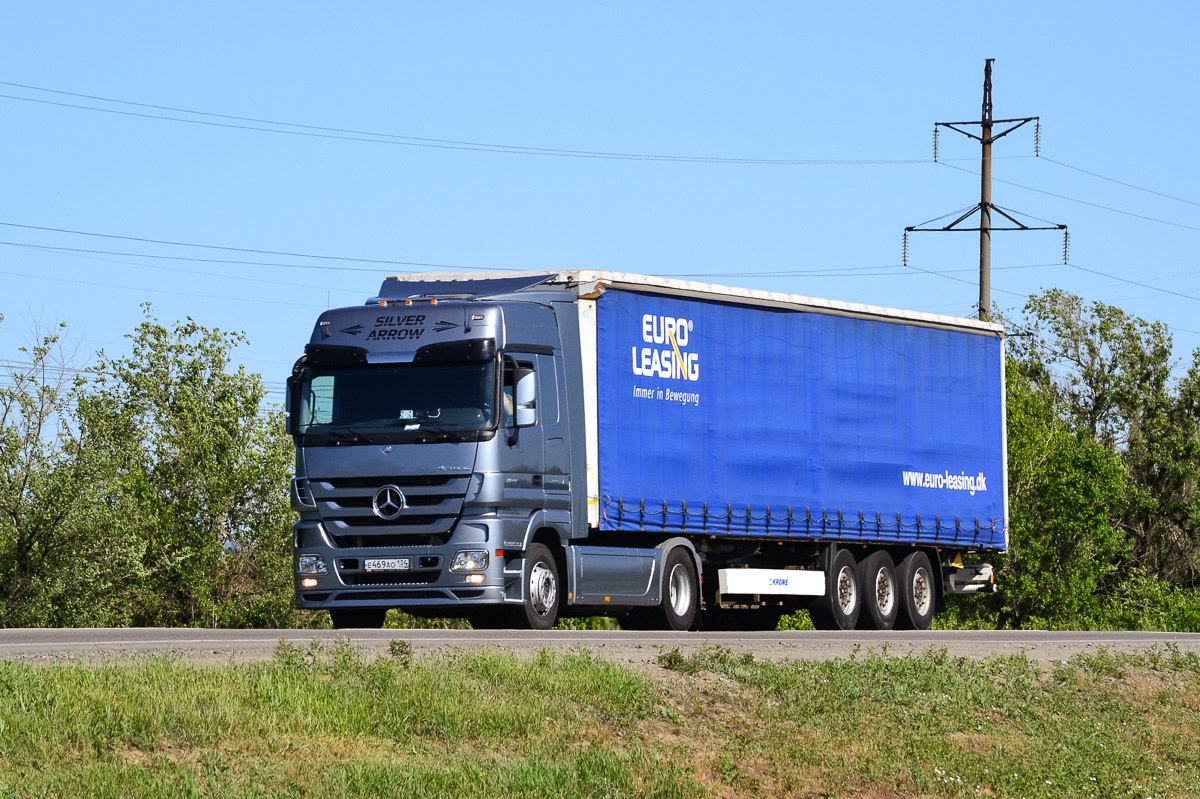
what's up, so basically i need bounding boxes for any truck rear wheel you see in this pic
[896,550,935,630]
[505,544,560,630]
[858,551,898,631]
[810,549,860,631]
[329,608,388,629]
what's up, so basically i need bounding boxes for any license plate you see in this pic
[364,558,410,572]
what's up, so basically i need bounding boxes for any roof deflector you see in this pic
[376,274,557,300]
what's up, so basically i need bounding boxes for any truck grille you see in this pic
[308,475,470,548]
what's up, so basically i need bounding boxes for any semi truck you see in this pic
[287,271,1005,631]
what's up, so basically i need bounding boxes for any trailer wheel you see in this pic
[329,608,388,629]
[858,551,898,631]
[896,550,935,630]
[505,544,560,630]
[648,548,698,631]
[810,549,861,630]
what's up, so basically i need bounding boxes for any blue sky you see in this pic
[3,3,1198,403]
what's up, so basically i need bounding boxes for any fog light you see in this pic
[450,550,489,571]
[298,554,327,575]
[301,577,319,588]
[464,573,486,584]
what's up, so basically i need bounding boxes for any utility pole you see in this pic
[905,59,1066,321]
[979,59,993,319]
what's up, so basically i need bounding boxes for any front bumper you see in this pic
[292,519,516,611]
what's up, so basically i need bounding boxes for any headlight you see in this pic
[450,550,489,571]
[298,554,328,575]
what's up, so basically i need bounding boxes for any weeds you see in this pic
[0,644,1196,797]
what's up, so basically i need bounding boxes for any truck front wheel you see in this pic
[506,544,560,630]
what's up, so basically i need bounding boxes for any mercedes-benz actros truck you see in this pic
[288,271,1004,631]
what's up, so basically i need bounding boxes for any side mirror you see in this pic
[285,382,297,435]
[285,356,308,436]
[503,357,537,445]
[514,370,536,428]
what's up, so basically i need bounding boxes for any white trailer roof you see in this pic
[385,270,1005,336]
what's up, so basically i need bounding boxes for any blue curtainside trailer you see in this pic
[288,271,1005,632]
[595,287,1006,549]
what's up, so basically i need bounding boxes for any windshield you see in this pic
[298,361,496,436]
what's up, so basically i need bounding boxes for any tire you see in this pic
[329,608,388,629]
[896,550,936,631]
[810,549,861,631]
[505,543,560,630]
[857,551,898,631]
[646,548,699,631]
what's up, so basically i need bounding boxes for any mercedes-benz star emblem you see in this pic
[372,485,406,520]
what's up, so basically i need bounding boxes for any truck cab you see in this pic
[288,276,593,629]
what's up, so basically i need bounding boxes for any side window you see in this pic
[303,375,335,427]
[534,353,559,424]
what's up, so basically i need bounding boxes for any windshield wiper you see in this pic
[311,424,373,445]
[411,423,466,443]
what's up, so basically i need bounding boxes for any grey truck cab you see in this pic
[288,274,600,629]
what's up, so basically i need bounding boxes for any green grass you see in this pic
[0,640,1197,797]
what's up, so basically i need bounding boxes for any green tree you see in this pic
[0,319,144,626]
[1012,290,1200,587]
[991,362,1130,627]
[77,306,296,627]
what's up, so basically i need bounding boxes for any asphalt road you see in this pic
[1,628,1197,666]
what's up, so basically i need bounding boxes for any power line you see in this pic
[902,261,1027,299]
[939,162,1200,233]
[0,220,494,270]
[1064,261,1200,303]
[1,223,1055,284]
[1,241,380,293]
[1,240,392,274]
[670,262,1054,278]
[0,268,326,308]
[0,358,289,397]
[1040,157,1200,208]
[0,325,297,368]
[0,80,1040,167]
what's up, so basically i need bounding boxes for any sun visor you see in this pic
[303,343,368,367]
[413,338,497,363]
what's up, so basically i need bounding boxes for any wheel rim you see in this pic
[667,563,692,618]
[836,565,857,615]
[911,566,931,616]
[874,568,895,616]
[529,562,557,617]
